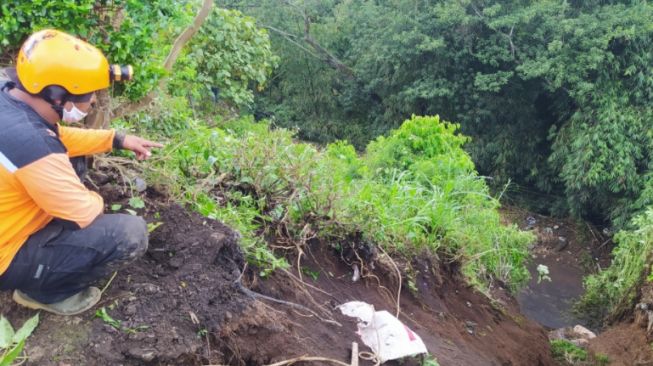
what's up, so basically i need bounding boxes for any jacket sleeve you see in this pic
[58,125,115,157]
[15,153,104,228]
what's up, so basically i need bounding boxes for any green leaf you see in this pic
[12,314,39,344]
[147,222,163,233]
[0,339,24,366]
[128,197,146,209]
[0,317,14,349]
[111,204,123,211]
[94,308,121,329]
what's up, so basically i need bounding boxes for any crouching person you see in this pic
[0,29,162,315]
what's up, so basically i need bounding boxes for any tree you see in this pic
[234,0,653,227]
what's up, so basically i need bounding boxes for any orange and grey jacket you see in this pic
[0,82,118,275]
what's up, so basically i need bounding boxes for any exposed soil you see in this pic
[588,322,653,366]
[584,281,653,366]
[0,186,250,365]
[0,172,558,365]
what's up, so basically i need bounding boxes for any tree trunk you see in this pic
[85,89,111,129]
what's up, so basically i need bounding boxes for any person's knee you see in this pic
[115,214,148,260]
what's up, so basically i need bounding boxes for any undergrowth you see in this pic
[550,339,609,366]
[120,97,533,289]
[575,208,653,326]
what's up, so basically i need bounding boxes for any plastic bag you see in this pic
[338,301,428,362]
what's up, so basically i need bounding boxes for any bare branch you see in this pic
[264,25,321,59]
[164,0,213,70]
[111,0,214,120]
[300,6,355,78]
[468,1,518,58]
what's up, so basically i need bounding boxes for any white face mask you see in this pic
[62,103,88,123]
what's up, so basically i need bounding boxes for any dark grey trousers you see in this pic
[0,214,148,304]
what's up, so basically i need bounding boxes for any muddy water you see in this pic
[517,253,587,329]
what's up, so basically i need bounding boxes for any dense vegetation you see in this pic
[576,209,653,326]
[126,104,532,289]
[0,0,274,107]
[231,0,653,229]
[2,0,653,327]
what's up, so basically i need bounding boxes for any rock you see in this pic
[137,283,160,293]
[634,306,653,334]
[554,237,568,252]
[466,301,472,308]
[572,325,596,339]
[570,338,589,347]
[548,328,566,341]
[127,347,156,362]
[464,321,477,335]
[553,225,559,230]
[526,216,537,227]
[133,177,147,193]
[549,325,596,348]
[93,172,111,185]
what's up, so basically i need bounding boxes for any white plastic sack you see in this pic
[338,301,428,362]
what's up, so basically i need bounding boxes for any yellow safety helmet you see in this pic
[15,29,132,99]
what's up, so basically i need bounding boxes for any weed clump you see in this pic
[128,105,532,289]
[576,209,653,326]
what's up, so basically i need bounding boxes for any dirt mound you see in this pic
[0,177,556,365]
[584,282,653,365]
[222,245,556,366]
[588,321,653,366]
[0,191,252,365]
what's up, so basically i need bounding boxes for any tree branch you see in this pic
[468,2,518,58]
[301,7,355,78]
[265,1,355,79]
[111,0,214,120]
[264,25,321,59]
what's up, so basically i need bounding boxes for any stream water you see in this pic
[517,253,587,329]
[508,211,609,331]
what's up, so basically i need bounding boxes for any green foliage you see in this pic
[137,111,532,289]
[0,314,39,366]
[95,307,121,330]
[422,354,440,366]
[594,354,610,366]
[95,307,148,334]
[172,8,277,108]
[550,339,588,365]
[365,115,474,185]
[576,209,653,326]
[237,0,653,228]
[128,197,145,209]
[0,0,192,100]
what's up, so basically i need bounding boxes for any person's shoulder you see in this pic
[0,114,65,171]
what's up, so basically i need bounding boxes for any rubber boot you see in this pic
[12,287,101,316]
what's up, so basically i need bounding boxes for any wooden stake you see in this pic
[351,342,359,366]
